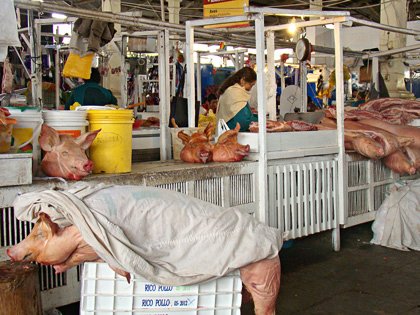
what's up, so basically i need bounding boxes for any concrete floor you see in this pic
[242,223,420,315]
[58,222,420,315]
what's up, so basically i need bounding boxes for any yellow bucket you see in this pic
[87,109,134,174]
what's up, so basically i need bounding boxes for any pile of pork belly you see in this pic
[319,98,420,175]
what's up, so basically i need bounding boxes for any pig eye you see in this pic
[61,151,69,157]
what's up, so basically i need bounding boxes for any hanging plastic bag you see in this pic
[216,118,230,141]
[62,52,94,79]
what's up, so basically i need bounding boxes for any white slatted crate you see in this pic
[80,263,242,315]
[345,153,398,227]
[267,155,338,240]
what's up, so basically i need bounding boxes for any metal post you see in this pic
[255,12,268,224]
[120,35,128,107]
[197,52,202,105]
[333,21,345,251]
[35,20,42,108]
[372,56,379,93]
[185,21,195,127]
[55,31,60,109]
[158,30,171,160]
[300,61,308,112]
[266,30,276,120]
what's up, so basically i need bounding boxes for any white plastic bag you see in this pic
[216,118,230,141]
[0,0,21,47]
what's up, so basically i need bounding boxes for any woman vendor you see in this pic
[216,67,257,132]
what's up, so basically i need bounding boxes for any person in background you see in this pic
[216,67,257,132]
[206,94,218,114]
[65,67,118,110]
[351,89,367,107]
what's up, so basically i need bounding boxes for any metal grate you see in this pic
[374,184,392,210]
[1,207,68,291]
[1,207,33,247]
[348,189,368,217]
[156,181,187,194]
[230,173,254,207]
[373,160,393,182]
[270,159,337,239]
[348,160,368,187]
[193,177,223,206]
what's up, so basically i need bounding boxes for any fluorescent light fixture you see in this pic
[52,13,67,19]
[325,24,334,29]
[287,17,297,34]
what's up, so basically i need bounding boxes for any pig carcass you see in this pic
[10,184,283,315]
[344,120,414,157]
[39,124,100,180]
[212,123,250,162]
[178,123,214,163]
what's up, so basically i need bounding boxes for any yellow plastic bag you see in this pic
[62,52,94,79]
[198,109,217,134]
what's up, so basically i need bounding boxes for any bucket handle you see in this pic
[12,119,44,150]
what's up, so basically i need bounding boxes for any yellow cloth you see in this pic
[216,83,250,123]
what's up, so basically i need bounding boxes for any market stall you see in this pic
[2,2,420,312]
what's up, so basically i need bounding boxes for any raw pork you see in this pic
[39,124,100,180]
[213,123,250,162]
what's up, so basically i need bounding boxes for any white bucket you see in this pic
[42,110,89,137]
[7,107,43,174]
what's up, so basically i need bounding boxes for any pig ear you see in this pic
[39,124,61,152]
[178,131,190,144]
[204,122,214,139]
[38,213,59,237]
[234,123,241,132]
[75,129,101,150]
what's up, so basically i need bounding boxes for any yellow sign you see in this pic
[203,0,249,28]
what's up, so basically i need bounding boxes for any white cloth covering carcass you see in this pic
[0,0,21,62]
[371,180,420,251]
[13,183,283,285]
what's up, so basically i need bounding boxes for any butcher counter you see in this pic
[0,160,260,310]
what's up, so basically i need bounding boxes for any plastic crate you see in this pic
[80,262,242,315]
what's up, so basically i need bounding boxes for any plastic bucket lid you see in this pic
[87,109,134,123]
[43,110,87,122]
[7,107,43,121]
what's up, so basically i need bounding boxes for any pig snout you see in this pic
[199,149,211,163]
[83,160,93,172]
[6,246,32,262]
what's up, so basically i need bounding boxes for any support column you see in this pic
[380,0,413,98]
[102,0,123,105]
[167,0,181,24]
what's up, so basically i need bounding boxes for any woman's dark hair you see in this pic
[207,93,217,102]
[86,67,101,83]
[218,67,257,95]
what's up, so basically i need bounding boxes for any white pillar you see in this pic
[102,0,123,105]
[167,0,181,24]
[380,0,413,98]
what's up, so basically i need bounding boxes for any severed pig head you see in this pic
[39,124,100,180]
[213,123,250,162]
[178,123,214,163]
[6,212,130,281]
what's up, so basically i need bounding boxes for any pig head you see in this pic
[39,124,100,180]
[178,123,214,163]
[213,123,250,162]
[6,213,130,281]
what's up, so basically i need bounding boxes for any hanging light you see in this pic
[52,13,67,19]
[288,17,297,34]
